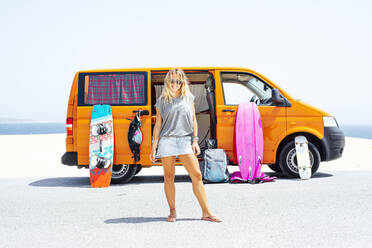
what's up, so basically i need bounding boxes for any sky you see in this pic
[1,0,371,125]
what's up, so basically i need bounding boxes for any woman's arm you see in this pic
[191,103,200,155]
[192,103,198,142]
[152,107,162,151]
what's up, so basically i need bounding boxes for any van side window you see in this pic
[78,72,147,106]
[221,72,272,105]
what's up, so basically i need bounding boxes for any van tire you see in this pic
[278,140,320,178]
[111,164,137,184]
[135,165,142,175]
[267,164,282,172]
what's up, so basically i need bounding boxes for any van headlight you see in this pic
[323,116,338,127]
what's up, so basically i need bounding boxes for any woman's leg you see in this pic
[161,156,177,221]
[178,153,221,222]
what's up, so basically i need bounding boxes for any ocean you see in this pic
[0,123,65,135]
[338,125,372,140]
[0,123,371,139]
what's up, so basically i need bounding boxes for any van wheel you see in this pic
[111,164,137,184]
[278,140,320,178]
[267,164,282,172]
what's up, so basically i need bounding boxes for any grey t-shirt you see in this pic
[154,94,195,138]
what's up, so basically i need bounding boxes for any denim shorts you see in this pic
[155,136,194,158]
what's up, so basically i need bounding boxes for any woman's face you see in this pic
[169,73,182,95]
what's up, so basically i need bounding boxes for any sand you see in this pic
[0,134,370,178]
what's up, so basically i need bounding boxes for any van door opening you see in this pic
[150,70,217,160]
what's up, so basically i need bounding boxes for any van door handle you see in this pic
[222,109,235,112]
[133,110,149,115]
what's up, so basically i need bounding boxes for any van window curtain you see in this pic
[86,74,145,105]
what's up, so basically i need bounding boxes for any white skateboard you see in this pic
[295,136,312,180]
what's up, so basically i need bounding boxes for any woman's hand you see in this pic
[192,140,201,156]
[150,147,157,163]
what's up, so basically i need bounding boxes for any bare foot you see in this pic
[201,213,222,222]
[166,208,176,222]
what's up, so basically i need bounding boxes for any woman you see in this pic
[149,68,222,223]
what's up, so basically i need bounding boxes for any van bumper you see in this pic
[61,152,78,166]
[320,127,345,161]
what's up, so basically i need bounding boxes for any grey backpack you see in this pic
[200,149,230,183]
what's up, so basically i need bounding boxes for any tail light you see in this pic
[66,118,73,135]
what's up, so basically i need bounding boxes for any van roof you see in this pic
[77,67,254,73]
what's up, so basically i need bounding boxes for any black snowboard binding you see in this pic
[91,123,112,137]
[90,155,111,169]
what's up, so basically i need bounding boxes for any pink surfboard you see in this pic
[231,102,275,183]
[234,102,263,180]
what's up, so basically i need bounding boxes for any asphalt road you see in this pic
[1,170,371,248]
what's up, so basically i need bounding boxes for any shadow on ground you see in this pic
[28,171,333,188]
[262,171,333,180]
[130,174,191,184]
[28,175,190,188]
[105,217,200,224]
[29,177,91,188]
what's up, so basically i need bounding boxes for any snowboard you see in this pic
[89,105,114,188]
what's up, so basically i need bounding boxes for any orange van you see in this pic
[61,67,345,183]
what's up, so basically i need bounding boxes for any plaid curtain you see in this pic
[86,74,145,104]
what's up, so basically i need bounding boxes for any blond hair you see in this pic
[160,68,193,104]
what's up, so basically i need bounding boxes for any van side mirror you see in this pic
[272,88,284,105]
